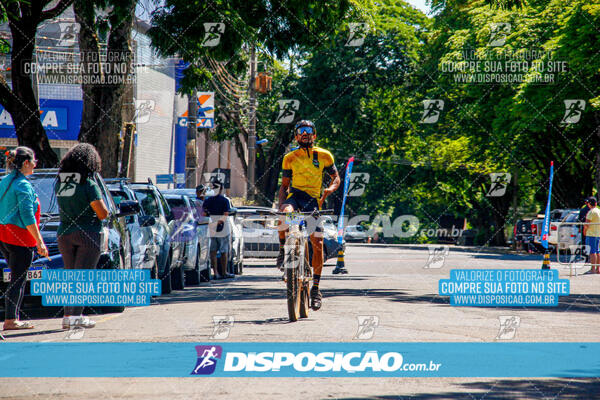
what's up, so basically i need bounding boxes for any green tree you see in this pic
[75,0,137,177]
[0,0,73,167]
[147,0,356,203]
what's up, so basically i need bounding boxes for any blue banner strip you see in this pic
[1,342,599,377]
[337,157,354,244]
[541,162,554,249]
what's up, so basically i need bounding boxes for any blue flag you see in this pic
[541,161,554,249]
[337,157,354,244]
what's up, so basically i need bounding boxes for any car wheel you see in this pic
[161,252,173,294]
[171,262,185,291]
[186,246,201,286]
[100,250,125,313]
[200,262,211,282]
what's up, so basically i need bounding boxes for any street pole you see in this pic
[247,44,257,202]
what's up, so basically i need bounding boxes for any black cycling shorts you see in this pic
[282,189,323,232]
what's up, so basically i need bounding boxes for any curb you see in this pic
[347,243,522,256]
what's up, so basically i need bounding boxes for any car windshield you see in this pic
[134,189,160,218]
[110,190,128,206]
[165,198,188,220]
[27,175,59,214]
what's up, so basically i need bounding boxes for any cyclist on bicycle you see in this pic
[276,120,340,310]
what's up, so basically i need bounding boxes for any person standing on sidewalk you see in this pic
[584,197,600,274]
[578,198,591,262]
[55,144,109,329]
[202,179,234,279]
[0,147,48,330]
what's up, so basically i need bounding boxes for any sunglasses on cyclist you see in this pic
[296,126,314,135]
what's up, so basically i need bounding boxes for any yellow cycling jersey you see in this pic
[281,146,337,199]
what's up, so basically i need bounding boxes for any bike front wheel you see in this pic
[285,235,303,322]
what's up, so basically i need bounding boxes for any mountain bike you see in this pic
[277,209,332,322]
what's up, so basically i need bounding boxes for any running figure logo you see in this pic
[420,100,444,124]
[354,315,379,340]
[561,100,586,124]
[191,345,223,375]
[488,22,511,47]
[210,316,234,340]
[57,173,81,197]
[486,173,511,197]
[347,173,370,197]
[425,245,449,269]
[57,23,80,47]
[346,23,369,47]
[496,316,520,340]
[135,100,155,124]
[201,23,225,47]
[275,100,300,124]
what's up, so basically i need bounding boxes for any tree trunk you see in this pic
[7,19,58,167]
[75,1,135,178]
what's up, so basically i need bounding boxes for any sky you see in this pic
[406,0,432,14]
[136,0,432,22]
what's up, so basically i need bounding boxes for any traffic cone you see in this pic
[332,249,348,274]
[541,250,551,269]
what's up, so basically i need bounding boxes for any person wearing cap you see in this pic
[578,198,591,262]
[584,197,600,274]
[202,178,234,279]
[194,184,207,216]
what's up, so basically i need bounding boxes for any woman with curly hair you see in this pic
[0,147,48,330]
[55,143,109,330]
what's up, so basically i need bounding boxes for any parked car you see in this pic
[237,206,343,261]
[166,188,244,275]
[555,211,582,252]
[237,207,280,258]
[0,169,139,313]
[548,209,578,246]
[512,218,533,251]
[163,193,211,284]
[107,179,159,273]
[344,225,368,242]
[130,180,181,294]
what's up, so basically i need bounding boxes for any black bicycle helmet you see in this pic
[294,120,316,135]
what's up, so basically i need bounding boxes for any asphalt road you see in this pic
[1,245,599,399]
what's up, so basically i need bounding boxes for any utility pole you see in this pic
[247,44,257,202]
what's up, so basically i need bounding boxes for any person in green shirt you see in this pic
[55,144,109,329]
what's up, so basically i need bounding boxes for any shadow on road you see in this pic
[336,378,600,400]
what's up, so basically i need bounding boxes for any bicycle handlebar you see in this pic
[274,209,334,216]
